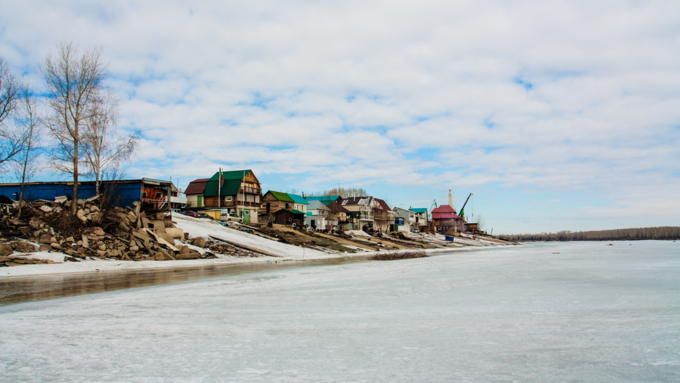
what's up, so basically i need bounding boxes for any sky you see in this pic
[1,0,679,234]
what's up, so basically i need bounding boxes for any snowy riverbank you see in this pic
[1,213,508,278]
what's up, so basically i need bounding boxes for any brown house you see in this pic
[186,169,262,223]
[261,191,296,215]
[273,208,305,227]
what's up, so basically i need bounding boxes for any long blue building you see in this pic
[0,178,174,211]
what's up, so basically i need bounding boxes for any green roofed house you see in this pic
[409,207,428,229]
[287,193,309,214]
[261,190,311,217]
[305,195,342,206]
[186,169,262,223]
[261,190,294,216]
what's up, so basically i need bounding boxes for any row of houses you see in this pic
[0,169,470,233]
[183,170,467,233]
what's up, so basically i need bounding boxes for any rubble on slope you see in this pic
[0,197,253,266]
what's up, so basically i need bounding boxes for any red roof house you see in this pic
[431,205,464,233]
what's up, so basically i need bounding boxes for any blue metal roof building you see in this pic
[0,178,172,210]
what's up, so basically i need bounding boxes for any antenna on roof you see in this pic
[218,167,222,208]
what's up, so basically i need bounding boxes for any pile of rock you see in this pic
[1,255,54,267]
[0,240,54,266]
[0,198,218,265]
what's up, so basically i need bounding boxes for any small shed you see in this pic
[273,209,305,227]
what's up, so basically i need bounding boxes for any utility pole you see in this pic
[241,162,245,218]
[218,167,222,208]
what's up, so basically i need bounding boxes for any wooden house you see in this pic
[201,169,262,223]
[340,196,375,230]
[261,191,295,215]
[327,201,351,230]
[372,198,394,232]
[273,208,306,227]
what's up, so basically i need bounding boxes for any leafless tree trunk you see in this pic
[42,42,106,214]
[0,57,26,168]
[81,91,138,196]
[16,85,42,216]
[476,214,485,231]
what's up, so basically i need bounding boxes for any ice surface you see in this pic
[1,241,679,382]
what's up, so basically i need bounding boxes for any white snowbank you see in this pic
[172,214,330,259]
[345,230,371,237]
[1,214,507,278]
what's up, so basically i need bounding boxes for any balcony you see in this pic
[171,196,187,204]
[221,200,260,208]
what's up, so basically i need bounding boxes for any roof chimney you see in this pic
[449,189,454,210]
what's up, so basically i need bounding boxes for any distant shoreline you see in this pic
[507,226,680,242]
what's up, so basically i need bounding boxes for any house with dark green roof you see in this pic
[305,195,342,206]
[261,190,309,216]
[185,169,262,223]
[261,190,294,215]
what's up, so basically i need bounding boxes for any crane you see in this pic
[459,193,473,221]
[429,199,438,220]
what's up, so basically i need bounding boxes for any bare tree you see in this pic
[42,42,106,214]
[0,57,26,168]
[322,186,368,198]
[0,58,20,125]
[14,85,42,216]
[476,214,485,231]
[81,90,138,196]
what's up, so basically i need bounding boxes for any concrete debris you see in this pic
[0,243,13,256]
[1,255,54,267]
[205,241,261,258]
[190,237,206,248]
[0,198,220,266]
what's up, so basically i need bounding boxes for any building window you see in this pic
[225,196,232,202]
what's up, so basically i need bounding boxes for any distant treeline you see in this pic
[507,226,680,242]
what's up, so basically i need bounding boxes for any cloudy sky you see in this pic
[2,0,679,234]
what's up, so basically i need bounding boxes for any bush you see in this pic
[369,251,429,261]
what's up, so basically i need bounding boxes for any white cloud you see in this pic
[1,0,679,231]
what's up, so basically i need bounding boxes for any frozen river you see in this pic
[1,241,679,382]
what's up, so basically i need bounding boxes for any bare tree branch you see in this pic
[0,57,27,168]
[42,41,106,214]
[14,84,43,216]
[81,90,139,195]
